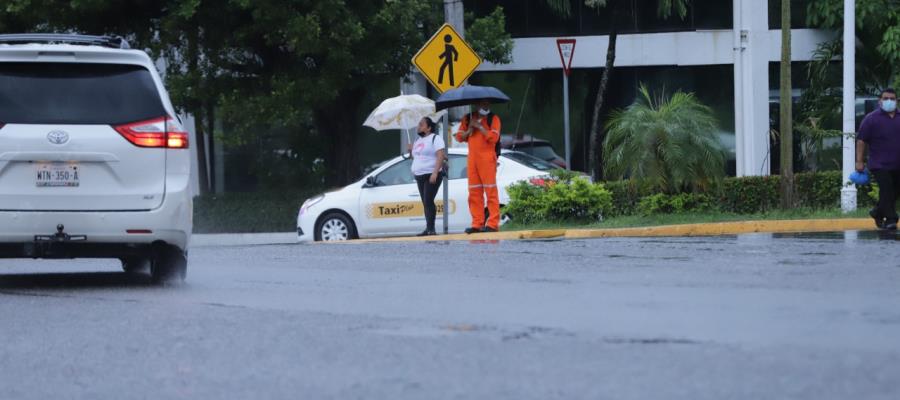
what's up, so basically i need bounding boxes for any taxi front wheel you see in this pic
[315,213,357,242]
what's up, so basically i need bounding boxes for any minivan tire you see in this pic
[121,257,150,274]
[150,244,187,284]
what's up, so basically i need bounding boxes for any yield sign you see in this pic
[412,24,483,93]
[557,38,576,76]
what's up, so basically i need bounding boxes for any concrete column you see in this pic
[733,0,771,176]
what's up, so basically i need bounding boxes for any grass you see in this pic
[503,208,872,232]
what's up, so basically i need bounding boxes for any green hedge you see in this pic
[193,190,316,233]
[505,170,613,224]
[514,170,876,223]
[194,171,877,233]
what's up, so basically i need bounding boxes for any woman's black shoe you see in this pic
[870,209,885,229]
[426,230,437,236]
[417,230,431,236]
[465,227,481,234]
[483,227,498,233]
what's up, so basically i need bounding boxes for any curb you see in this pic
[190,232,296,247]
[336,218,874,244]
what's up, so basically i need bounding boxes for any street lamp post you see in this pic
[841,0,857,213]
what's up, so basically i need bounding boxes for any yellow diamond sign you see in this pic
[412,24,482,93]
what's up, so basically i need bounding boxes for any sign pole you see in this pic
[563,71,571,170]
[411,23,483,235]
[442,116,450,234]
[557,39,576,171]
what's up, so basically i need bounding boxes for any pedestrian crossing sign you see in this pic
[412,23,482,93]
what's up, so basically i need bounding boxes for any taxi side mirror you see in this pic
[363,176,378,188]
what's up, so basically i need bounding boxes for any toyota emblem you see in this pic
[47,130,70,145]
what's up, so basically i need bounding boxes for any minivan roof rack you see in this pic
[0,34,130,49]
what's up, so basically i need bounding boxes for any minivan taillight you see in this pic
[114,116,189,149]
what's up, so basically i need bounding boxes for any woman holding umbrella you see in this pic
[408,117,446,236]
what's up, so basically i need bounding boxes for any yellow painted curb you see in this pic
[327,218,873,244]
[339,229,566,244]
[564,218,873,239]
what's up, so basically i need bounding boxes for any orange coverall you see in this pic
[455,113,501,230]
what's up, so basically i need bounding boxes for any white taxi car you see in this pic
[297,149,559,241]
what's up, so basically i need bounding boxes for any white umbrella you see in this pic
[363,94,446,143]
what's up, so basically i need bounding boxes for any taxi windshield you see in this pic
[502,151,560,171]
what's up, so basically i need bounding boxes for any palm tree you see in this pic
[543,0,691,181]
[603,85,726,193]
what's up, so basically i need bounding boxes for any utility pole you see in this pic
[841,0,857,212]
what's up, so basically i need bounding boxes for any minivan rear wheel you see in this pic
[150,245,187,284]
[121,257,150,274]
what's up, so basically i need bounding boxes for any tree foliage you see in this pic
[0,0,512,188]
[603,85,725,193]
[805,0,900,94]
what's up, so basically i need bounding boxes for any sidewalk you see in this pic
[343,218,875,244]
[190,218,875,247]
[190,232,297,248]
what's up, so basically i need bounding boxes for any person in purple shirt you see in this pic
[857,88,900,229]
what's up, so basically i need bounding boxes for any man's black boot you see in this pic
[870,209,885,229]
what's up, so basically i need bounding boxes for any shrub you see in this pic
[795,171,841,209]
[637,192,715,216]
[604,180,656,217]
[193,190,316,233]
[718,175,781,214]
[505,169,613,224]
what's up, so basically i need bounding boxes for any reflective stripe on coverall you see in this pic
[455,113,501,230]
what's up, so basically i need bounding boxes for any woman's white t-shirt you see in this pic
[411,133,446,176]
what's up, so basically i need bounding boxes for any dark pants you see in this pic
[872,169,900,223]
[415,173,443,231]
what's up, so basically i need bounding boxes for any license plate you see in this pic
[36,163,80,187]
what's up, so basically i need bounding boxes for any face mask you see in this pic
[478,108,490,116]
[882,99,897,113]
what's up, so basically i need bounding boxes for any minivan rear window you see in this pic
[0,62,166,125]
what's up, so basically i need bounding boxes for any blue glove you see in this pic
[849,170,870,185]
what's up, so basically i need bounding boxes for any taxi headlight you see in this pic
[299,194,325,216]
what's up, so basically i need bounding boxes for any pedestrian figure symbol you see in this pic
[412,23,482,93]
[438,34,459,86]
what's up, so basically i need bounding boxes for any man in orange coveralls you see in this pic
[455,100,501,234]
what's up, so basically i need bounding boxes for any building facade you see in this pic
[415,0,833,177]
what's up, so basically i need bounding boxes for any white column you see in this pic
[733,0,771,177]
[841,0,857,212]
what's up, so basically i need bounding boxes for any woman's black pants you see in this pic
[415,174,443,232]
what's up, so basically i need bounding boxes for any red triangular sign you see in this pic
[557,39,576,76]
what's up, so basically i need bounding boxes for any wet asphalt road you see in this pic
[0,232,899,400]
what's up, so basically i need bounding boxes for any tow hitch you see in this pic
[34,224,87,243]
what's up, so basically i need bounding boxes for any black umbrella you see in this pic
[434,85,511,111]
